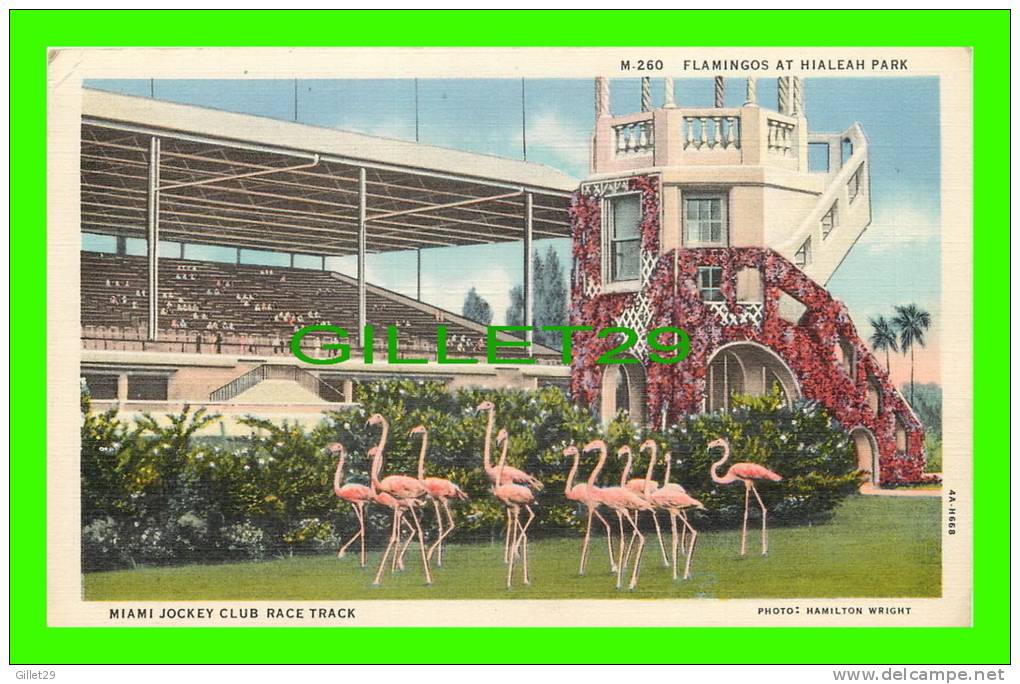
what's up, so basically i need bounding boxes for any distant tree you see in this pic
[505,246,569,348]
[506,284,525,328]
[535,247,568,347]
[868,315,899,372]
[462,287,493,325]
[892,304,932,405]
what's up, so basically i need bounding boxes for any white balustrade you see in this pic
[706,301,765,327]
[613,118,654,156]
[767,118,796,156]
[682,116,741,150]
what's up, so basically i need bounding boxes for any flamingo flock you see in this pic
[327,401,782,590]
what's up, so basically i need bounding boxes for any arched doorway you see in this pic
[850,426,879,484]
[705,342,800,412]
[600,361,647,425]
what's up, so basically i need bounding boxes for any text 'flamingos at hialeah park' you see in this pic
[367,413,432,586]
[709,437,783,556]
[411,424,468,566]
[493,428,536,588]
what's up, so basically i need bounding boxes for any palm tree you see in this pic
[892,304,932,405]
[869,315,899,373]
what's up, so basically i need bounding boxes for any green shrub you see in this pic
[661,387,861,527]
[80,381,862,570]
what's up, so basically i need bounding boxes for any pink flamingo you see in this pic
[649,451,705,580]
[328,442,373,567]
[565,444,616,576]
[368,460,417,574]
[709,437,783,556]
[367,413,432,586]
[588,441,652,590]
[477,400,542,562]
[624,439,670,567]
[411,424,468,566]
[493,428,536,588]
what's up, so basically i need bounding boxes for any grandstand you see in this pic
[79,89,576,420]
[81,251,549,360]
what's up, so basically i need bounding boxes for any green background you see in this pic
[10,9,1009,664]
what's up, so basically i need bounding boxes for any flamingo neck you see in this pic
[620,451,633,487]
[587,446,607,486]
[482,408,495,473]
[710,441,733,484]
[375,418,389,454]
[663,452,672,485]
[497,438,508,484]
[643,444,657,482]
[370,447,383,493]
[332,451,346,497]
[641,446,657,496]
[565,451,579,494]
[416,431,428,480]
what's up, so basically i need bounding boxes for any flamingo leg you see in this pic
[407,503,433,585]
[427,499,445,566]
[506,507,519,589]
[391,511,404,572]
[626,511,645,591]
[593,509,617,573]
[396,512,416,571]
[503,509,513,564]
[372,508,400,586]
[680,511,694,556]
[750,482,769,556]
[516,504,535,586]
[741,480,751,556]
[441,499,456,564]
[623,514,639,570]
[429,498,456,565]
[579,508,594,576]
[669,511,679,581]
[336,504,364,560]
[615,512,626,589]
[358,502,366,567]
[650,510,670,567]
[679,512,698,580]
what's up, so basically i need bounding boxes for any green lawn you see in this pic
[84,495,941,600]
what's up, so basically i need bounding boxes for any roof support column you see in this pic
[416,248,422,301]
[146,136,161,341]
[523,192,534,355]
[357,167,367,348]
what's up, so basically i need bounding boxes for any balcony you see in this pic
[593,105,806,175]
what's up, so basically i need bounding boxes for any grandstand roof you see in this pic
[80,89,578,257]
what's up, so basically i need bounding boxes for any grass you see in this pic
[84,495,941,600]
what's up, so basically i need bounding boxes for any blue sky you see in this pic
[84,77,941,383]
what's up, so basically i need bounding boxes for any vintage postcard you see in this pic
[47,46,972,627]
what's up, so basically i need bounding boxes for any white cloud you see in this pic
[524,111,591,174]
[858,201,940,254]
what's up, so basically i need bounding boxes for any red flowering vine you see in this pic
[569,174,927,485]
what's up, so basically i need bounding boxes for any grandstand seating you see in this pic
[80,251,539,359]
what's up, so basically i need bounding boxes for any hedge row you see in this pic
[81,381,860,571]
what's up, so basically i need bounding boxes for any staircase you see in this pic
[210,364,346,403]
[778,122,872,284]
